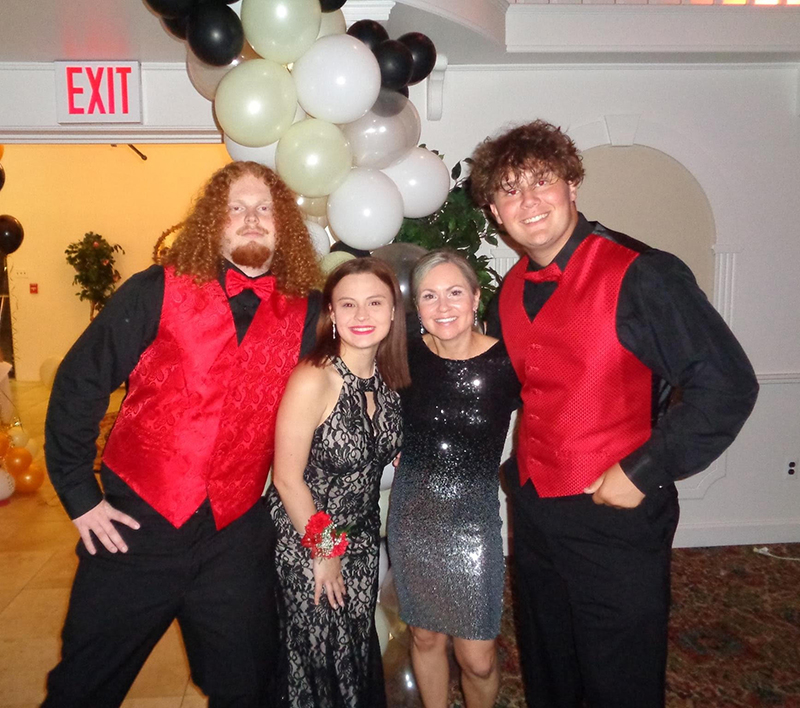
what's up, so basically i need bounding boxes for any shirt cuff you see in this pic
[619,445,673,495]
[59,476,105,520]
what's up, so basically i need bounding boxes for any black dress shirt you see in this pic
[45,261,321,519]
[486,214,759,494]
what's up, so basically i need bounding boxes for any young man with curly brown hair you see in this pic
[472,121,758,708]
[43,162,322,708]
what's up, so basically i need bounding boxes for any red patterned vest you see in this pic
[103,267,308,529]
[500,234,652,497]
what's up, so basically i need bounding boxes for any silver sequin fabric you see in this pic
[387,339,520,640]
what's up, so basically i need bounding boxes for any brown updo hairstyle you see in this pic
[306,257,411,390]
[469,119,585,208]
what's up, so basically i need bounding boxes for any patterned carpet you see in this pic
[384,544,800,707]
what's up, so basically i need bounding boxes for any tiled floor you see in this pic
[0,381,207,708]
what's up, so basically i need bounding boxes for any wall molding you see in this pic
[676,458,726,500]
[673,518,800,548]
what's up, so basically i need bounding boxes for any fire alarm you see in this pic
[30,283,38,294]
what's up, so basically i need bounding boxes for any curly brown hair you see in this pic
[162,161,322,297]
[469,120,585,207]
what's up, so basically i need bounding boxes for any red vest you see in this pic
[500,234,652,497]
[103,267,307,529]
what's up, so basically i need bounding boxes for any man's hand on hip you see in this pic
[583,463,645,508]
[73,500,141,555]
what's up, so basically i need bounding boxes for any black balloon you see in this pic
[144,0,198,19]
[0,164,5,193]
[397,85,409,98]
[374,40,414,91]
[162,14,188,39]
[0,215,24,256]
[347,20,389,54]
[187,2,244,67]
[320,0,347,10]
[398,32,437,85]
[330,241,370,259]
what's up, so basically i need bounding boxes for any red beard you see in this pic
[230,242,272,270]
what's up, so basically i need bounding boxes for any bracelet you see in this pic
[302,511,349,559]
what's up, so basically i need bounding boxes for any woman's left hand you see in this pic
[313,556,346,609]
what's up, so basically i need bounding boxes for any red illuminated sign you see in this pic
[55,62,142,124]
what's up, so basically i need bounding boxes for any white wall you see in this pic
[1,60,798,547]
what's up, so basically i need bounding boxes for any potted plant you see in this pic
[65,232,124,320]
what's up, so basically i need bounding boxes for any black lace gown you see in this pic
[267,357,402,708]
[387,338,520,640]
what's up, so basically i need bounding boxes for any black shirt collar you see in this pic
[525,212,594,272]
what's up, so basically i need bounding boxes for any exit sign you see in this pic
[54,61,142,124]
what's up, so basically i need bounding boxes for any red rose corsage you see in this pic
[301,511,349,559]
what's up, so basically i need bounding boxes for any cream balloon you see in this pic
[304,220,331,258]
[24,437,40,459]
[319,250,354,276]
[186,43,258,101]
[0,468,14,501]
[292,34,381,125]
[276,119,351,197]
[296,194,328,218]
[215,59,297,148]
[374,603,391,656]
[379,487,390,537]
[317,9,346,38]
[327,168,404,251]
[39,356,62,389]
[241,0,321,65]
[223,104,305,167]
[9,428,29,448]
[382,147,451,219]
[341,89,421,169]
[378,539,389,588]
[306,214,328,228]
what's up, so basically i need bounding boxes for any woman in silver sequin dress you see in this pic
[387,250,520,708]
[268,258,410,708]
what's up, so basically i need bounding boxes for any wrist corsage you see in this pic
[302,511,349,559]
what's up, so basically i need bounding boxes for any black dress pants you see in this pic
[43,489,279,708]
[507,462,679,708]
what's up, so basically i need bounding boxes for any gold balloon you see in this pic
[14,462,44,493]
[0,144,4,160]
[0,431,9,458]
[5,446,33,476]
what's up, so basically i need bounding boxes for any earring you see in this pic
[332,321,337,340]
[473,309,479,327]
[418,314,425,335]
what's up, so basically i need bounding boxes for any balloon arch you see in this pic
[148,0,449,255]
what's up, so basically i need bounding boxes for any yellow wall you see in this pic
[0,143,230,380]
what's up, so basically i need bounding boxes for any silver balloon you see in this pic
[186,43,259,101]
[372,242,428,311]
[341,90,421,170]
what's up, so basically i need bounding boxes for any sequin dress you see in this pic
[387,338,520,640]
[267,357,402,708]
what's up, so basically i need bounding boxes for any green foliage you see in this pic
[65,232,124,319]
[394,155,501,315]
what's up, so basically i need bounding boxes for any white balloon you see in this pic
[382,147,452,219]
[0,468,14,501]
[341,90,420,169]
[379,487,391,537]
[224,135,278,168]
[374,603,391,656]
[327,168,404,251]
[317,9,346,38]
[379,461,395,491]
[292,35,381,125]
[378,539,389,588]
[305,220,331,258]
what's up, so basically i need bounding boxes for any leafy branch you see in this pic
[65,232,124,320]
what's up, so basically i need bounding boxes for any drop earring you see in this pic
[332,321,337,340]
[418,315,425,335]
[473,309,479,327]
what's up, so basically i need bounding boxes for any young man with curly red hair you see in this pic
[472,121,758,708]
[43,161,322,707]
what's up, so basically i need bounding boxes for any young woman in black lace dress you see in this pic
[268,258,409,708]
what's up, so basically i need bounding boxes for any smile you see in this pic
[522,213,548,224]
[434,317,457,324]
[350,326,376,335]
